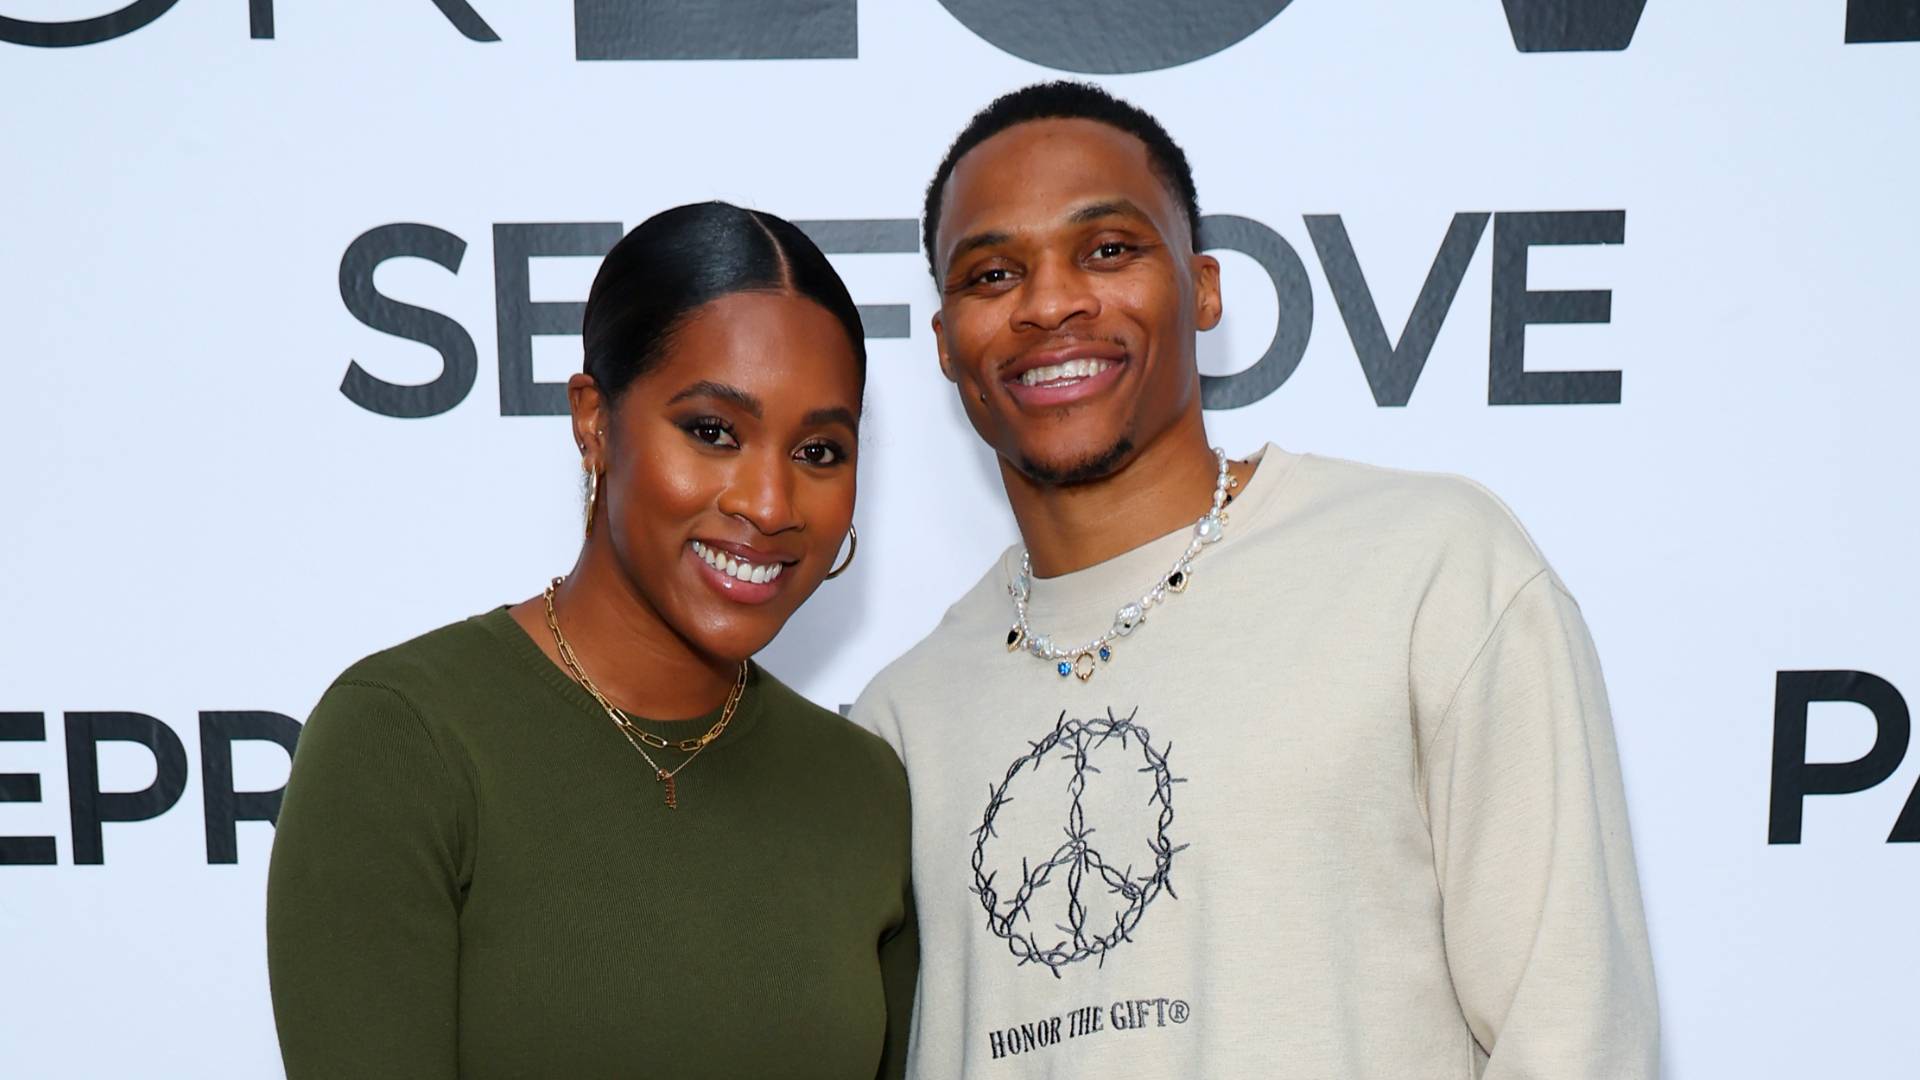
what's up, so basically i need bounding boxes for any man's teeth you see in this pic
[1019,358,1114,387]
[691,541,784,585]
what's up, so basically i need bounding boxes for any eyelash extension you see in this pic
[798,439,849,465]
[679,416,737,445]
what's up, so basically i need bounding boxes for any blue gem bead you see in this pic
[1057,661,1071,677]
[1098,646,1112,662]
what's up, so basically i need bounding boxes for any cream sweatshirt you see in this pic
[852,445,1657,1079]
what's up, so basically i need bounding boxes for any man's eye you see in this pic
[1093,242,1133,259]
[972,268,1011,286]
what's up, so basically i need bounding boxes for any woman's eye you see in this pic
[686,419,738,448]
[796,441,845,466]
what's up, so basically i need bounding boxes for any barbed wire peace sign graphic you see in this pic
[970,708,1187,977]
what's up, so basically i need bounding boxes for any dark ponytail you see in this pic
[581,201,866,401]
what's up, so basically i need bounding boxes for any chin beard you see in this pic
[1018,437,1135,487]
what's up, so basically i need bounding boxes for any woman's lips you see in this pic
[688,540,788,604]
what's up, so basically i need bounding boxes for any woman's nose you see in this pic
[717,449,802,535]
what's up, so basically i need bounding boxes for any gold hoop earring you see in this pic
[825,524,858,580]
[583,462,600,539]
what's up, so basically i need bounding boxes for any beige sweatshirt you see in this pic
[852,445,1658,1079]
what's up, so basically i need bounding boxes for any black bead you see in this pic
[1167,571,1185,588]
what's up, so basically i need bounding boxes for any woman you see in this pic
[266,202,914,1079]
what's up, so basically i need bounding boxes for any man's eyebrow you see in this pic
[945,229,1012,269]
[1067,199,1150,226]
[667,380,761,418]
[803,405,860,432]
[943,200,1153,275]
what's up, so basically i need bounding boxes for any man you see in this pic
[852,81,1658,1078]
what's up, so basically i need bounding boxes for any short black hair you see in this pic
[921,81,1201,279]
[582,201,866,402]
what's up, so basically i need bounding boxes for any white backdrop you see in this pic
[3,2,1917,1076]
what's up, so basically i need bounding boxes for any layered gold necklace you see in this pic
[543,577,747,810]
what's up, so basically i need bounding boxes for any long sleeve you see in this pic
[1421,572,1659,1077]
[874,890,919,1080]
[266,679,467,1080]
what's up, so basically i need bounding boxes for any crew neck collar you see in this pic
[475,605,767,752]
[1008,444,1299,629]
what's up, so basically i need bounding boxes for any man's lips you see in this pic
[1006,355,1121,405]
[999,341,1129,382]
[1000,342,1129,408]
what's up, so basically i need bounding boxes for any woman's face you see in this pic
[577,290,862,662]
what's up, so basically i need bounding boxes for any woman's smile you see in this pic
[689,539,793,603]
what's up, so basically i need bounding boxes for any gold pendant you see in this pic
[1005,625,1026,652]
[659,769,678,810]
[1072,652,1099,682]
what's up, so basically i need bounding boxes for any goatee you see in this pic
[1019,437,1135,487]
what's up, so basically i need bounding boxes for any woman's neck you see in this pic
[509,544,738,720]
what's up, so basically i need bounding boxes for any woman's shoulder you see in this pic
[317,609,522,724]
[753,666,907,786]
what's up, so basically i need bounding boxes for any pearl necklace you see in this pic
[1006,449,1234,681]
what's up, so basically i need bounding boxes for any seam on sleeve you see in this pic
[1420,568,1554,772]
[1454,474,1550,570]
[333,678,467,869]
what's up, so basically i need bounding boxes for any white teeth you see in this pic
[1019,358,1113,387]
[691,541,783,585]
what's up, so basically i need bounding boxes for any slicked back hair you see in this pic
[921,81,1201,279]
[583,201,867,402]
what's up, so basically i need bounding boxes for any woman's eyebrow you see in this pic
[668,380,762,418]
[803,405,860,432]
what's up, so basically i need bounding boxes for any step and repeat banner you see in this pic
[3,2,1917,1076]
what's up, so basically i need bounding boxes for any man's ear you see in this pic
[933,311,958,383]
[1193,253,1223,332]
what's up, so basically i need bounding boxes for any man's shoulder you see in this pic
[850,549,1014,740]
[1284,452,1550,577]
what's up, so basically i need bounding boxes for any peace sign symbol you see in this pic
[970,708,1187,976]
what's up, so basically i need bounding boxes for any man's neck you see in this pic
[1001,413,1226,579]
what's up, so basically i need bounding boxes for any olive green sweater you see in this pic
[266,608,915,1079]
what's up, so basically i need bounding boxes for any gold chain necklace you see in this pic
[542,577,747,810]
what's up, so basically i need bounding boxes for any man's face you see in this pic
[931,118,1221,485]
